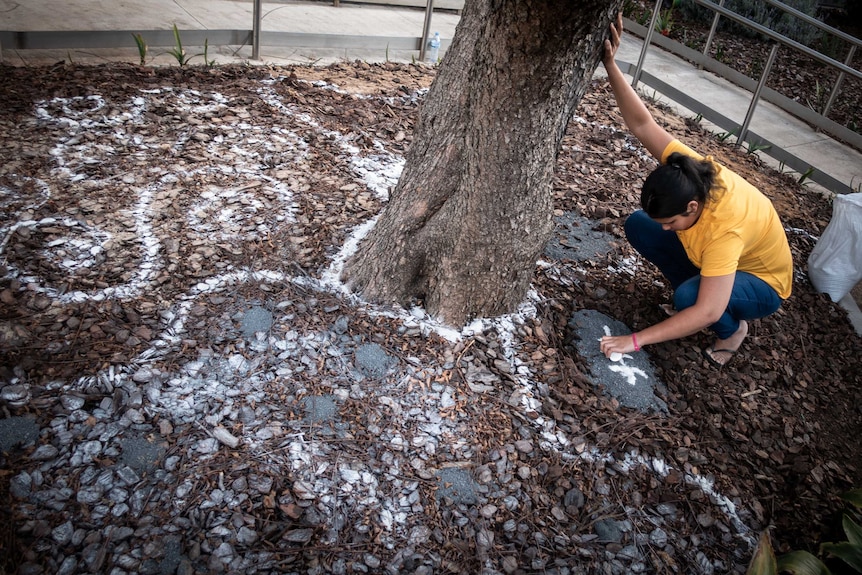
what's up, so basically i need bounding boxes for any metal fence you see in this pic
[624,0,860,193]
[0,1,453,63]
[631,0,861,148]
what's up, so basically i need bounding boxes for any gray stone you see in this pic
[650,527,669,547]
[10,471,32,499]
[354,343,397,378]
[159,536,183,575]
[303,394,338,424]
[77,486,104,504]
[0,416,39,452]
[594,519,623,543]
[57,556,78,575]
[31,444,59,460]
[544,211,616,262]
[240,306,273,338]
[52,520,74,545]
[568,309,668,414]
[333,315,349,334]
[619,544,642,561]
[434,467,477,505]
[0,384,30,405]
[119,434,166,473]
[564,487,585,510]
[237,526,259,545]
[60,394,86,410]
[284,529,314,543]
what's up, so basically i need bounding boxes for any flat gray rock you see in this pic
[119,434,167,474]
[0,416,39,452]
[434,467,477,505]
[354,343,397,379]
[569,309,668,414]
[241,306,273,338]
[302,394,338,424]
[545,211,616,262]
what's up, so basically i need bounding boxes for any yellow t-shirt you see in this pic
[662,140,793,299]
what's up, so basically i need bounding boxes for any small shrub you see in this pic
[815,31,847,61]
[677,0,821,45]
[168,24,190,66]
[655,0,681,36]
[746,488,862,575]
[132,33,148,66]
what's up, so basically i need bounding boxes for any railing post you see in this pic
[703,0,724,59]
[739,42,779,144]
[823,44,856,119]
[419,0,434,62]
[252,0,262,60]
[632,0,662,88]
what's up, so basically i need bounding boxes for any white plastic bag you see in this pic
[807,192,862,302]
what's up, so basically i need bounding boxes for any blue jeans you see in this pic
[624,210,782,339]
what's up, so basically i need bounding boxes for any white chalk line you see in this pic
[3,78,755,547]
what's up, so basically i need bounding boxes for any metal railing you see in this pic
[625,0,861,194]
[0,2,448,63]
[634,0,861,145]
[632,0,862,145]
[704,0,860,119]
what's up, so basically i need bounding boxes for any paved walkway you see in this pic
[2,0,860,331]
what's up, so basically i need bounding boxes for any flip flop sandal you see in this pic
[703,346,737,368]
[659,303,677,317]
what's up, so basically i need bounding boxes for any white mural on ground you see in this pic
[0,78,755,549]
[601,324,649,386]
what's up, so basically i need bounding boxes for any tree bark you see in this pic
[343,0,622,326]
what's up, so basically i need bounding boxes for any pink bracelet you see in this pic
[632,333,640,351]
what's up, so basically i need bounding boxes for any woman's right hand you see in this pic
[603,11,624,67]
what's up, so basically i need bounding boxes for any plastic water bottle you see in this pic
[427,32,440,63]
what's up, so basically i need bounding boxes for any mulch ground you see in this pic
[1,58,861,573]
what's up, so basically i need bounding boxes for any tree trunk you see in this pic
[342,0,622,326]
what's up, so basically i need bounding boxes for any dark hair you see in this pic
[641,152,717,218]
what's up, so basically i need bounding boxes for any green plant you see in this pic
[798,166,816,185]
[168,24,191,66]
[132,33,148,66]
[816,31,846,61]
[746,488,862,575]
[622,0,640,19]
[748,56,765,79]
[821,489,862,570]
[655,0,680,36]
[806,80,827,115]
[202,38,216,67]
[716,127,739,142]
[166,24,213,67]
[746,140,771,154]
[639,88,663,105]
[678,0,820,45]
